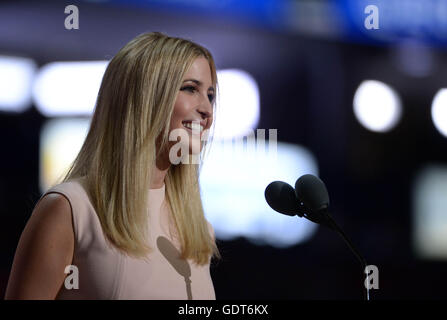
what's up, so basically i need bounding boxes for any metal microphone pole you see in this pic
[321,209,370,301]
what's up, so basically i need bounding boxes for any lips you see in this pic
[182,120,204,133]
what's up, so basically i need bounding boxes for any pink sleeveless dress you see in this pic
[37,177,216,300]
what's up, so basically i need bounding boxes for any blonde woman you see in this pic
[5,32,221,299]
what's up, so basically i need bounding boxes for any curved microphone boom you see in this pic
[265,174,370,300]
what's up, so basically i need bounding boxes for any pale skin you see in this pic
[151,56,214,188]
[4,56,214,299]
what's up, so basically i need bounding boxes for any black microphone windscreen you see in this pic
[295,174,329,211]
[265,181,300,216]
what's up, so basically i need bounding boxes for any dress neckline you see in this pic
[148,183,166,211]
[149,183,165,191]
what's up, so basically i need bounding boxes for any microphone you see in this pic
[264,177,334,229]
[265,174,370,300]
[264,181,302,217]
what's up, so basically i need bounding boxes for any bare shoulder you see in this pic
[34,192,73,222]
[4,192,74,299]
[26,193,74,240]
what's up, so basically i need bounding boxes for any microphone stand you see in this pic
[321,209,370,301]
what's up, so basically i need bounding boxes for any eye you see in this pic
[181,85,214,103]
[181,85,196,93]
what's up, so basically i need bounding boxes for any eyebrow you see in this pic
[183,79,215,92]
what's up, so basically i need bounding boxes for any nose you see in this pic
[197,95,213,120]
[197,108,212,120]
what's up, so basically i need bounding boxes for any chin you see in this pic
[188,136,202,154]
[189,145,202,156]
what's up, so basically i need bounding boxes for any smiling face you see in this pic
[168,56,215,159]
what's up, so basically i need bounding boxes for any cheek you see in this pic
[169,108,181,130]
[171,96,191,127]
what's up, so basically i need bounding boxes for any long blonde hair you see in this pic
[61,31,220,265]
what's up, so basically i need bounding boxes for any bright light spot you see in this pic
[40,118,90,192]
[31,63,258,128]
[213,69,260,140]
[0,55,36,112]
[33,61,108,117]
[413,165,447,260]
[431,89,447,137]
[200,138,319,248]
[353,80,402,132]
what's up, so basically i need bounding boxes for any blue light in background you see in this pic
[337,0,447,47]
[102,0,286,30]
[95,0,447,47]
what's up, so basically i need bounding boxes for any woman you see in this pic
[5,31,221,299]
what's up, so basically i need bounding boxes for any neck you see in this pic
[150,148,171,189]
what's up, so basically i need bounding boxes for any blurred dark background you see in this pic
[1,0,447,299]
